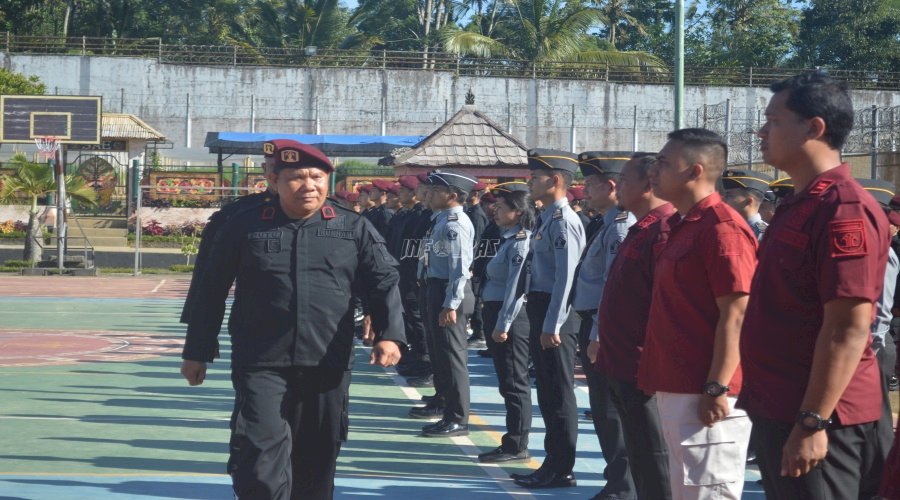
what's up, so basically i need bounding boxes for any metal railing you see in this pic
[4,33,899,90]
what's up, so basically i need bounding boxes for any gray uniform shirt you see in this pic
[425,205,474,310]
[527,197,585,334]
[873,246,899,349]
[483,225,530,333]
[747,212,768,242]
[573,207,635,313]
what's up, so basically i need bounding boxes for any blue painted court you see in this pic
[0,276,766,499]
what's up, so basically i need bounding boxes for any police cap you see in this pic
[425,170,478,195]
[267,139,334,173]
[856,178,896,208]
[528,148,579,173]
[722,169,775,196]
[490,181,529,194]
[769,177,794,199]
[577,151,631,178]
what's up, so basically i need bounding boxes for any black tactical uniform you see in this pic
[180,191,272,324]
[466,202,491,342]
[184,140,405,500]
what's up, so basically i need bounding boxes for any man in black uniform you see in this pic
[181,140,405,500]
[366,179,396,237]
[466,181,490,348]
[180,141,280,325]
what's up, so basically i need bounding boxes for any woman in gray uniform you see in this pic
[477,182,534,463]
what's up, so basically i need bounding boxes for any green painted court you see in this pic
[0,276,766,499]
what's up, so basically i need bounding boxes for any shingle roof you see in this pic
[380,105,527,169]
[101,113,165,141]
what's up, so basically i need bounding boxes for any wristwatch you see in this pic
[797,410,831,431]
[701,381,730,397]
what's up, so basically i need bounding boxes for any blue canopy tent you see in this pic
[204,132,425,191]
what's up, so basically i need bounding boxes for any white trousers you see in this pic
[656,392,752,500]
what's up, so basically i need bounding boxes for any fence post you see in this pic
[232,162,240,197]
[632,105,639,151]
[132,159,142,276]
[382,50,386,69]
[569,104,576,153]
[507,102,512,134]
[81,36,86,56]
[5,32,9,54]
[120,88,125,113]
[185,93,191,149]
[233,45,237,66]
[315,96,320,135]
[158,38,162,62]
[724,99,731,163]
[250,96,255,133]
[871,105,879,179]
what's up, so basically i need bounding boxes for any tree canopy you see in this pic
[0,0,896,71]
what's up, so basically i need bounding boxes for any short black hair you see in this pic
[629,152,657,179]
[667,128,727,176]
[497,190,536,230]
[769,71,853,150]
[554,169,574,188]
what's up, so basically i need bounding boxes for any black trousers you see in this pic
[526,292,578,474]
[425,278,470,423]
[229,366,350,500]
[576,311,635,498]
[608,377,672,500]
[751,412,889,500]
[399,278,428,360]
[483,300,532,453]
[469,278,485,339]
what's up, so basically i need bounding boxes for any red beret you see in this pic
[333,190,350,200]
[371,179,394,193]
[357,184,373,193]
[568,186,585,201]
[890,211,900,226]
[266,139,333,173]
[473,181,487,192]
[481,192,496,203]
[566,191,574,203]
[416,172,429,183]
[345,192,359,203]
[399,175,419,191]
[389,182,401,195]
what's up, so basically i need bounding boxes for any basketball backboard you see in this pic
[0,95,102,144]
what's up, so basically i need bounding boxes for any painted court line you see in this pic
[150,279,166,293]
[373,352,535,499]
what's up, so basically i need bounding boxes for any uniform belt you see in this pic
[426,278,449,284]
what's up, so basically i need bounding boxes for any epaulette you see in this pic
[552,209,563,219]
[808,179,835,197]
[711,203,735,223]
[448,213,459,221]
[515,230,527,240]
[834,180,861,203]
[615,210,629,222]
[754,221,768,233]
[222,191,272,218]
[637,213,659,229]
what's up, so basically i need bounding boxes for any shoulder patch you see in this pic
[809,179,835,197]
[448,213,459,221]
[321,205,336,219]
[515,230,527,240]
[552,209,563,220]
[447,229,458,240]
[830,219,867,258]
[261,206,276,220]
[615,210,629,222]
[637,213,658,229]
[512,254,524,265]
[554,236,567,249]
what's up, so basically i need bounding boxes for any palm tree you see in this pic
[443,0,663,67]
[593,0,647,48]
[0,153,96,265]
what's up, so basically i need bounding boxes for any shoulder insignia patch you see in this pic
[554,236,567,249]
[448,213,459,221]
[610,240,621,254]
[809,179,835,197]
[261,206,276,220]
[447,229,458,241]
[552,209,563,220]
[322,205,336,219]
[830,219,867,258]
[615,210,629,222]
[515,230,527,240]
[513,254,524,265]
[638,214,658,229]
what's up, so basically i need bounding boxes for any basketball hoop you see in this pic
[34,136,61,161]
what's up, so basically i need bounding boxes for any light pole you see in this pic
[674,0,685,129]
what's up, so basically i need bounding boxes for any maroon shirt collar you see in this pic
[781,163,850,207]
[670,192,721,226]
[632,202,675,232]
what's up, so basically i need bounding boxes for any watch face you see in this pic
[801,415,820,430]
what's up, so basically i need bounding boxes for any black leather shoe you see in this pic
[408,404,443,419]
[514,471,576,489]
[477,349,492,358]
[509,466,544,481]
[478,447,529,463]
[422,420,468,437]
[420,394,437,403]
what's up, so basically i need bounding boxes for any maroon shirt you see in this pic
[738,164,888,425]
[594,203,676,383]
[638,193,758,395]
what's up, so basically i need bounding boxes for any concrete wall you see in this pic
[4,54,900,162]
